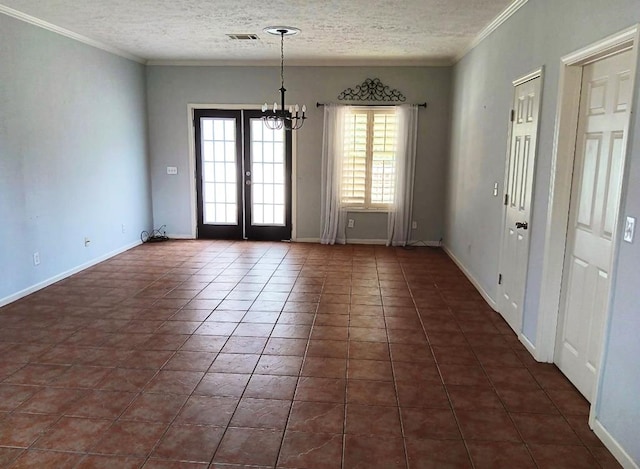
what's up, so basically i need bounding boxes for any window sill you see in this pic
[343,208,390,213]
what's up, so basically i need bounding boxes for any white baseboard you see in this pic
[519,332,538,358]
[166,234,196,240]
[409,240,442,247]
[293,237,321,243]
[0,240,142,308]
[341,238,387,245]
[293,238,441,247]
[592,419,639,469]
[442,245,498,311]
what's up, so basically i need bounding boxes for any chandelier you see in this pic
[261,26,307,131]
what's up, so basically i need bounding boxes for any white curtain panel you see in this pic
[320,104,348,244]
[387,104,419,246]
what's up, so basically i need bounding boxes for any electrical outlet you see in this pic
[493,182,499,197]
[412,221,418,230]
[348,219,355,228]
[121,224,126,234]
[84,237,91,247]
[167,166,178,175]
[33,252,40,266]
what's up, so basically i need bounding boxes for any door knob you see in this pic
[515,221,528,230]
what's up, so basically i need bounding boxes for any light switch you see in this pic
[167,166,178,175]
[623,216,635,243]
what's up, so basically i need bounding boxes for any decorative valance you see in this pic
[338,78,407,102]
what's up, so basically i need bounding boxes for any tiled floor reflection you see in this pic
[0,241,621,468]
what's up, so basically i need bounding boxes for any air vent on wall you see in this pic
[226,34,259,40]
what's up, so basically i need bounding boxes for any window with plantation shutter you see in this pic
[341,108,397,209]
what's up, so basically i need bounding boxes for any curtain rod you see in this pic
[316,102,427,108]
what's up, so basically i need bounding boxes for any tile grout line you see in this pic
[438,279,547,468]
[269,247,316,469]
[206,243,290,468]
[400,259,480,469]
[136,245,244,467]
[81,242,260,465]
[386,249,412,469]
[430,277,482,469]
[90,245,236,466]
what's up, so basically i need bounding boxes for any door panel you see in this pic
[603,133,624,236]
[195,110,243,239]
[243,111,292,241]
[555,50,632,401]
[497,75,541,333]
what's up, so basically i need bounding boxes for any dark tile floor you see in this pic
[0,241,621,468]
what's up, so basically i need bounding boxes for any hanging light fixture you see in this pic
[261,26,306,131]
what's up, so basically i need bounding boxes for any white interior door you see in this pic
[555,50,632,401]
[498,75,541,333]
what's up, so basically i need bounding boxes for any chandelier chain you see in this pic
[280,31,285,91]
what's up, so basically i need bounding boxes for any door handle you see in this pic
[515,221,528,230]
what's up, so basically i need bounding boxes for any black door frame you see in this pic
[193,108,292,241]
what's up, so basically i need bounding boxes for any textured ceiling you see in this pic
[0,0,517,65]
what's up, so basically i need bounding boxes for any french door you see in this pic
[194,109,292,241]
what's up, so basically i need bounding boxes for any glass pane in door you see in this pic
[201,118,237,224]
[250,119,286,226]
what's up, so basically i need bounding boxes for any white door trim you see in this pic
[535,21,639,441]
[186,103,298,240]
[536,24,639,360]
[512,67,543,87]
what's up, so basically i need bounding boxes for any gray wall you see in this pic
[0,15,152,303]
[146,66,451,242]
[446,0,640,462]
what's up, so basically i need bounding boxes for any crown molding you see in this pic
[0,4,145,64]
[146,57,454,67]
[455,0,528,63]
